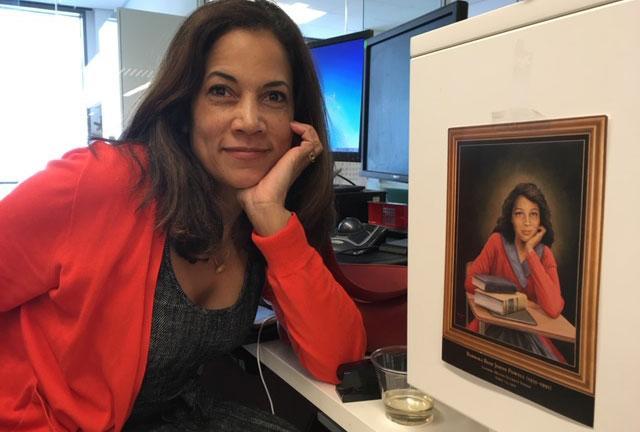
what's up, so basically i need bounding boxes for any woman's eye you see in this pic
[208,85,229,97]
[265,91,287,104]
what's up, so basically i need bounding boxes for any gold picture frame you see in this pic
[442,116,606,425]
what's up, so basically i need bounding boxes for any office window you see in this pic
[0,5,86,198]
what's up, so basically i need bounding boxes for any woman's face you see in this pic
[191,29,294,192]
[511,195,541,244]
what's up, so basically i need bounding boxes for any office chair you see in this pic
[324,247,407,353]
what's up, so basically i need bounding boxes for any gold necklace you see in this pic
[211,246,232,274]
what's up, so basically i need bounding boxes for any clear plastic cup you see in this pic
[370,345,434,426]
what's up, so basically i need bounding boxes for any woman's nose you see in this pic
[232,97,265,134]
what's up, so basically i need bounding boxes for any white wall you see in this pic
[408,0,640,430]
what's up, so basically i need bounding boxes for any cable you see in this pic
[256,316,276,415]
[335,246,373,256]
[334,172,357,186]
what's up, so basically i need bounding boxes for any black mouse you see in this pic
[337,217,364,234]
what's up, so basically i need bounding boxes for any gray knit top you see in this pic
[126,243,265,422]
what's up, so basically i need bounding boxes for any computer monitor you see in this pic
[309,30,373,162]
[361,2,468,182]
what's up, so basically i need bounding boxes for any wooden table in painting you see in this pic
[466,293,576,342]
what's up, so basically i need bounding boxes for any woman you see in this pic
[0,1,366,430]
[465,182,565,362]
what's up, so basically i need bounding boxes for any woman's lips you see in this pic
[224,147,269,160]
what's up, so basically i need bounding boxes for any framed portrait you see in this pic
[441,116,606,426]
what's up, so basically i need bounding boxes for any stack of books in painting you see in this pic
[472,274,526,315]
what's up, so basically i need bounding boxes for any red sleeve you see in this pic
[0,148,88,312]
[464,234,499,293]
[526,247,564,318]
[252,214,366,384]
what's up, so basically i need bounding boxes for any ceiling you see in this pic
[38,0,126,9]
[29,0,510,39]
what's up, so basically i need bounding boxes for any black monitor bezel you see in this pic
[309,30,373,162]
[360,1,468,182]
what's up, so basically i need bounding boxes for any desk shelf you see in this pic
[244,340,488,432]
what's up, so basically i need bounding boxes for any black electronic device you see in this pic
[334,189,386,223]
[378,237,408,255]
[335,358,380,403]
[336,216,364,234]
[361,2,468,182]
[331,218,387,255]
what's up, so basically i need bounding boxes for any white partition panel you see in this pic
[408,0,640,431]
[118,8,184,128]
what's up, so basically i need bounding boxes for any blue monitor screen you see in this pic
[310,31,371,162]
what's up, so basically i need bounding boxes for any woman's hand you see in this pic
[525,226,546,252]
[237,121,323,236]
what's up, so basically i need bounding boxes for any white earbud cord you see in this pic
[256,317,275,415]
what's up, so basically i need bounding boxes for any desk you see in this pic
[244,340,489,432]
[335,249,407,265]
[466,293,576,342]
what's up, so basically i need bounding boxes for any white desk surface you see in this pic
[244,340,489,432]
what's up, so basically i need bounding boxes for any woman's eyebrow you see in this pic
[205,70,237,83]
[263,80,290,90]
[204,72,290,92]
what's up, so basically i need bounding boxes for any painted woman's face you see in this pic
[191,29,294,193]
[511,195,541,244]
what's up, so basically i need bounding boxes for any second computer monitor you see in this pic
[361,2,468,182]
[309,30,373,162]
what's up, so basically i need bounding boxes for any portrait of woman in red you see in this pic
[465,182,566,363]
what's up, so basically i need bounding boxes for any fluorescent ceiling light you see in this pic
[275,2,326,24]
[123,81,151,98]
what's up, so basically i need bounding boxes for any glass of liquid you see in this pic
[370,345,434,426]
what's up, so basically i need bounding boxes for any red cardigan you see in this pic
[0,142,365,431]
[465,232,564,318]
[464,232,565,361]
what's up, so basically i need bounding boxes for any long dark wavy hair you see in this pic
[492,182,555,246]
[119,0,334,261]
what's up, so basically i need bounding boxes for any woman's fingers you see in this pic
[237,121,324,208]
[290,121,324,165]
[526,225,546,251]
[236,121,324,235]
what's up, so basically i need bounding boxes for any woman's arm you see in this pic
[523,226,564,317]
[464,233,499,293]
[252,215,366,384]
[237,121,322,238]
[238,122,365,383]
[526,248,564,318]
[0,149,85,311]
